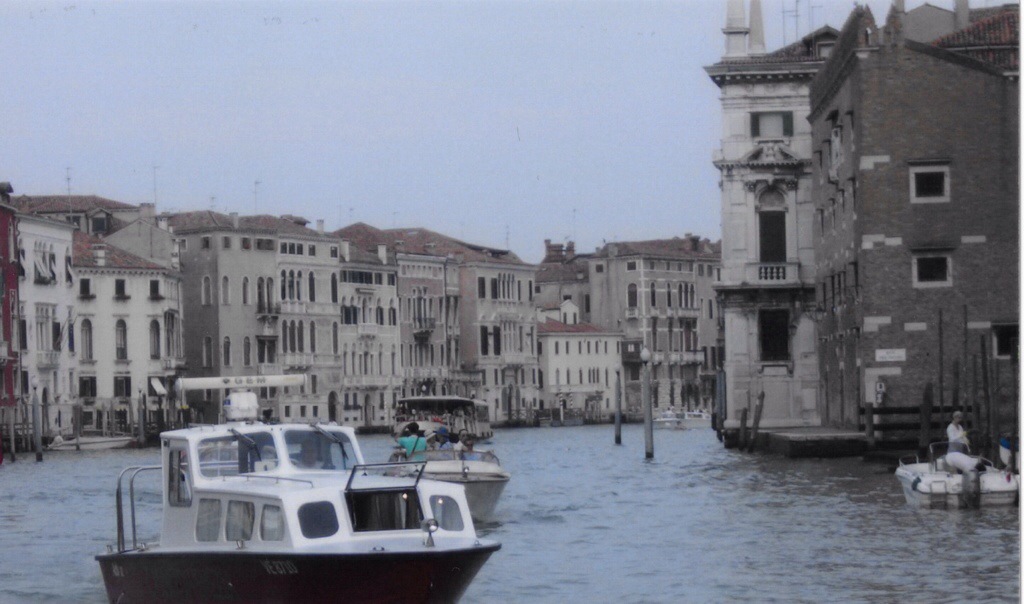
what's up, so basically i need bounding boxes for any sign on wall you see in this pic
[875,349,906,362]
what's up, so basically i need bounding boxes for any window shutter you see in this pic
[783,112,794,136]
[750,113,760,137]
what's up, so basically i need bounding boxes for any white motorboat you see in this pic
[679,410,712,430]
[96,375,499,604]
[389,448,511,523]
[895,442,1020,509]
[47,434,134,451]
[653,409,683,430]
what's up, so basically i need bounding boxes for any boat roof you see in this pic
[396,396,481,408]
[161,421,359,441]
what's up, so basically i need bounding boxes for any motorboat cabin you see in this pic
[394,396,494,440]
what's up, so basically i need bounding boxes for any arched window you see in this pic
[81,319,93,361]
[309,321,316,353]
[308,272,316,302]
[242,277,250,305]
[287,271,295,300]
[223,337,231,366]
[280,270,287,301]
[627,283,638,308]
[221,276,230,305]
[296,271,303,301]
[203,337,212,368]
[115,319,127,360]
[650,283,657,307]
[332,322,339,354]
[202,276,212,305]
[297,320,304,352]
[149,320,160,359]
[257,277,265,308]
[243,336,252,366]
[331,273,338,303]
[289,320,297,353]
[376,307,384,325]
[281,322,289,353]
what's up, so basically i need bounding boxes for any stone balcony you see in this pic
[743,262,803,287]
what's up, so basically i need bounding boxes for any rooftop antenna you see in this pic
[572,207,577,243]
[65,166,72,197]
[254,180,261,214]
[808,0,823,33]
[210,196,216,211]
[782,0,800,45]
[505,223,510,249]
[349,207,354,223]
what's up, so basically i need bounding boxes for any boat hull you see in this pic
[653,419,683,430]
[48,436,134,451]
[895,464,1020,509]
[96,544,499,604]
[425,473,509,522]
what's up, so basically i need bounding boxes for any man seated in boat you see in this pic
[435,426,453,450]
[947,411,969,454]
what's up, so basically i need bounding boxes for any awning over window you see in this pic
[150,377,167,396]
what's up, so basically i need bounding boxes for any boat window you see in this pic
[298,501,340,539]
[261,505,285,541]
[196,499,222,542]
[198,432,276,477]
[429,495,464,531]
[347,489,422,532]
[226,501,255,541]
[168,449,192,507]
[284,430,352,470]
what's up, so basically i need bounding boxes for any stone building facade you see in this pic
[705,0,833,433]
[587,237,721,415]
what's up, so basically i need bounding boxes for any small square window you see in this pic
[626,261,637,271]
[222,236,231,249]
[994,325,1019,358]
[910,165,950,203]
[913,255,952,288]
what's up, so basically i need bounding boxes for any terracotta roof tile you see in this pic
[334,223,531,266]
[13,194,137,213]
[934,8,1019,70]
[166,210,332,239]
[71,230,164,270]
[592,237,721,260]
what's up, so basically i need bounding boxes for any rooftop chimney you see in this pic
[339,240,350,262]
[377,243,388,264]
[139,202,156,221]
[316,219,324,234]
[230,212,239,229]
[92,244,107,267]
[954,0,969,31]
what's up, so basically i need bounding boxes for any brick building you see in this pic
[808,5,1019,440]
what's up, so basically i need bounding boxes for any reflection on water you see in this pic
[0,425,1018,603]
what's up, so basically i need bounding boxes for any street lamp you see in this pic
[640,347,653,459]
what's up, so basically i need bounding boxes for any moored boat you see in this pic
[895,442,1019,509]
[679,410,712,430]
[95,375,499,604]
[653,408,683,430]
[47,434,135,451]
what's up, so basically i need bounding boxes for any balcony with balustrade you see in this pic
[36,350,61,369]
[743,262,803,287]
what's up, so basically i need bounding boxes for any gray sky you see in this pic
[2,0,922,263]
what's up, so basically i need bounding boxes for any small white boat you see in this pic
[96,375,499,604]
[390,448,511,523]
[47,434,135,451]
[679,410,712,430]
[653,409,683,430]
[895,442,1020,509]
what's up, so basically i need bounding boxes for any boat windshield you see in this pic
[197,431,276,477]
[284,429,353,470]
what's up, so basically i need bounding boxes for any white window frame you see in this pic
[912,254,952,288]
[909,165,950,204]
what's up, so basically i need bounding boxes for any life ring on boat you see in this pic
[911,477,922,492]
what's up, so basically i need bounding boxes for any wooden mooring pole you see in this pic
[614,370,622,446]
[739,407,749,451]
[919,382,934,457]
[747,391,765,453]
[980,336,992,459]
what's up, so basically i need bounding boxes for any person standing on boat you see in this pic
[947,411,970,454]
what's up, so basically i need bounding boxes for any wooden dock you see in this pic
[723,426,868,458]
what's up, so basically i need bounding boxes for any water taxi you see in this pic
[96,375,499,603]
[680,410,713,430]
[653,408,683,430]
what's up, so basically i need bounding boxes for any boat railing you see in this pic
[345,461,427,493]
[113,465,161,554]
[391,448,501,465]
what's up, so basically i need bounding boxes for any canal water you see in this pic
[0,425,1019,603]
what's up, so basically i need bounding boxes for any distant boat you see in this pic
[47,434,134,451]
[653,409,683,430]
[679,410,712,430]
